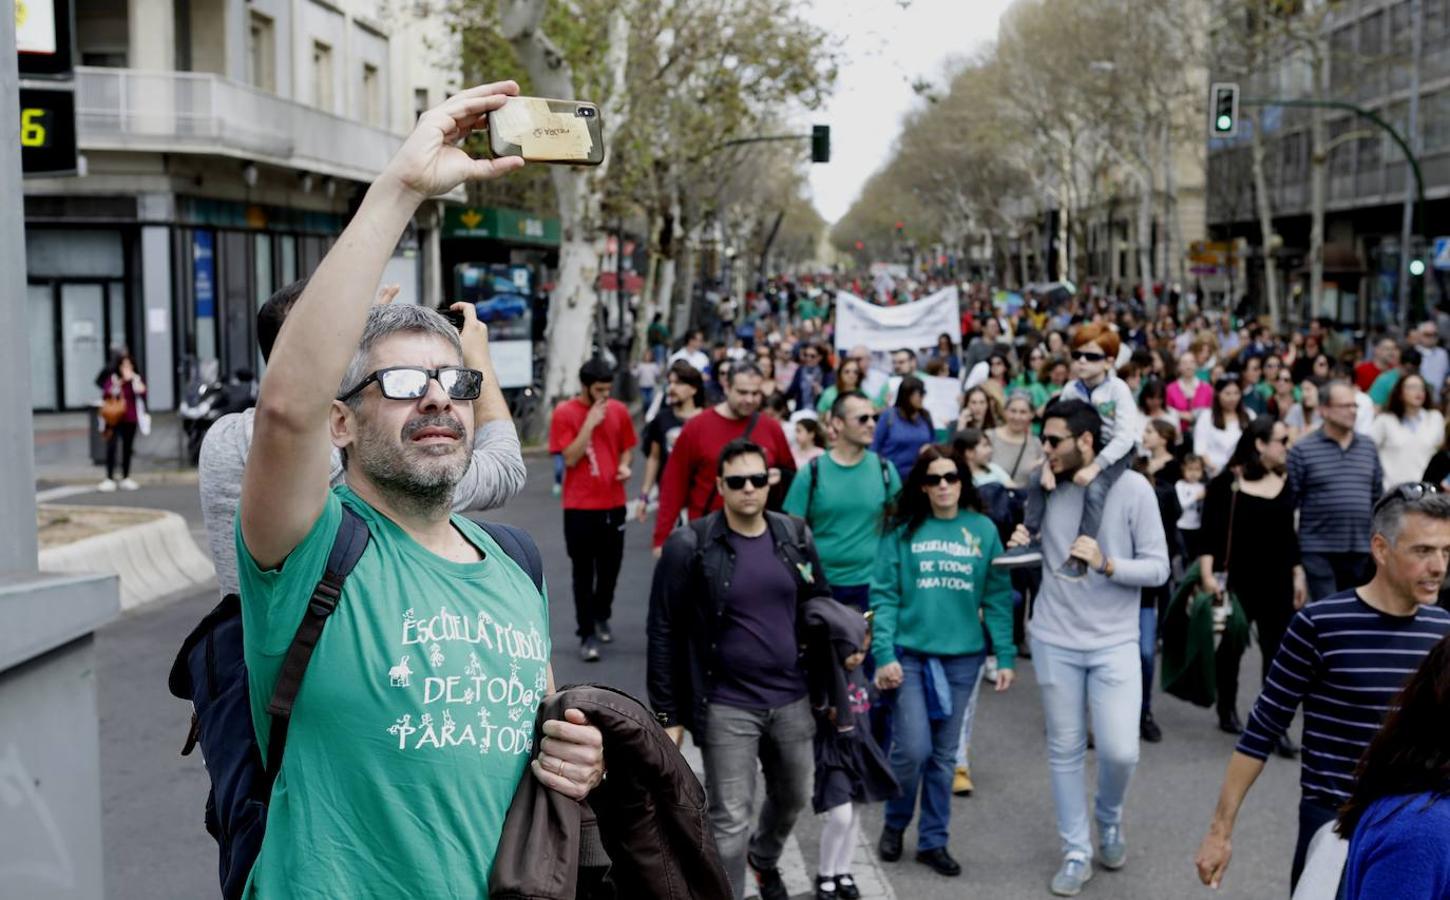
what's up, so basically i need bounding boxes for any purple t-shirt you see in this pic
[708,529,808,710]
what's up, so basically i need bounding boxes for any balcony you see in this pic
[74,67,403,184]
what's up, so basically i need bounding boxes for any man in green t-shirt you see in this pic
[236,82,603,898]
[784,390,901,613]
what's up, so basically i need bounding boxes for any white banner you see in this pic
[834,287,960,354]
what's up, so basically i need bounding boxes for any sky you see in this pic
[802,0,1016,224]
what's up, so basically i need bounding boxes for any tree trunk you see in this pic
[502,0,632,402]
[1250,110,1282,330]
[1308,104,1326,321]
[1160,117,1181,287]
[1135,169,1156,312]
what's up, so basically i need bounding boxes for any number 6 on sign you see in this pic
[20,109,49,148]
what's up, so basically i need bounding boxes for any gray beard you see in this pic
[354,423,470,519]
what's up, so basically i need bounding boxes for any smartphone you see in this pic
[487,96,605,166]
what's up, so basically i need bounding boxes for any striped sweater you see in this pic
[1285,430,1384,554]
[1237,591,1450,804]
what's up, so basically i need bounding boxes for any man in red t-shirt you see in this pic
[1355,337,1399,392]
[548,358,638,661]
[652,363,796,554]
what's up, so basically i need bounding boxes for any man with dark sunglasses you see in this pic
[1196,483,1450,894]
[234,84,603,897]
[648,439,833,900]
[548,358,638,661]
[785,391,901,616]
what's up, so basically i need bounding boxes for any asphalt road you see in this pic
[88,452,1301,899]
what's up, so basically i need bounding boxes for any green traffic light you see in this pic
[1410,259,1426,277]
[1216,114,1232,131]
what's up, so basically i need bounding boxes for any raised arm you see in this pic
[448,302,525,511]
[240,83,523,569]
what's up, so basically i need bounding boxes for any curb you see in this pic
[39,507,216,612]
[36,470,200,487]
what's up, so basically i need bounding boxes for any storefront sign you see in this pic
[193,232,216,319]
[444,206,560,247]
[18,86,77,177]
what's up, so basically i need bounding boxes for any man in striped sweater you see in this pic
[1195,483,1450,893]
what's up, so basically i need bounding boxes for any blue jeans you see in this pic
[639,386,655,412]
[1030,637,1141,861]
[1139,606,1157,715]
[884,651,983,851]
[1300,551,1372,603]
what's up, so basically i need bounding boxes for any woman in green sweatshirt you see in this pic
[870,444,1015,877]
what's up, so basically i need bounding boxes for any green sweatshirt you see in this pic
[870,510,1015,669]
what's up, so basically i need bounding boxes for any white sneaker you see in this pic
[119,477,140,491]
[982,656,999,684]
[98,479,117,492]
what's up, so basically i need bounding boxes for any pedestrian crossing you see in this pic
[680,741,897,899]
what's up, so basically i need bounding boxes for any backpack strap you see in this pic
[476,521,545,594]
[805,456,821,519]
[262,505,371,783]
[703,413,763,513]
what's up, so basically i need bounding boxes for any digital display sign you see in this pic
[18,87,77,177]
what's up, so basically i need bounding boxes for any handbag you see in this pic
[1211,479,1241,635]
[100,394,127,428]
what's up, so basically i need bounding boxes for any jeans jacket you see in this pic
[647,510,833,745]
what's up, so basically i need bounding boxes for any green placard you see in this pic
[444,206,560,246]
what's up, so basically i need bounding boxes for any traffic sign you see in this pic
[18,86,78,177]
[1433,236,1450,272]
[17,0,75,78]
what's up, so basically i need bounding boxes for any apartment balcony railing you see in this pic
[74,66,403,183]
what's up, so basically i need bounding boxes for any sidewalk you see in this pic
[34,411,198,487]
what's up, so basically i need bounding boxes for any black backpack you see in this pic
[168,508,544,900]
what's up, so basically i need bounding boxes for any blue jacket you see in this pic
[872,407,935,481]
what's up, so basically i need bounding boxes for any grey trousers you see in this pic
[701,696,816,900]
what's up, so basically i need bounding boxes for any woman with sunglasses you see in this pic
[1370,373,1444,493]
[1193,377,1255,478]
[1265,367,1299,423]
[870,446,1014,879]
[1198,417,1307,742]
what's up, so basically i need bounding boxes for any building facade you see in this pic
[24,0,459,411]
[1206,0,1450,328]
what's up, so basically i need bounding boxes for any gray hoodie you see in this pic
[199,408,526,597]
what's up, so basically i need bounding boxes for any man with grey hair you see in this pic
[234,82,603,896]
[1196,483,1450,893]
[198,280,526,600]
[1286,380,1384,601]
[1412,319,1449,402]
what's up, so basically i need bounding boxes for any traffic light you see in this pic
[811,125,830,163]
[1210,83,1239,137]
[1411,258,1427,277]
[854,240,865,251]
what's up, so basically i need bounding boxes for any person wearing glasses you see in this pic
[871,445,1014,879]
[199,279,526,603]
[1195,483,1450,894]
[1002,399,1170,896]
[785,392,902,618]
[997,323,1143,578]
[1287,381,1385,602]
[234,83,603,897]
[548,358,639,662]
[648,439,832,900]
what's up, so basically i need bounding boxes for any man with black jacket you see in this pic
[648,439,833,900]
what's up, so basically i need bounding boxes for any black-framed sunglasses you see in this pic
[722,472,770,490]
[1071,350,1107,362]
[337,366,484,402]
[852,413,878,425]
[1042,433,1071,448]
[1373,481,1440,515]
[922,472,961,487]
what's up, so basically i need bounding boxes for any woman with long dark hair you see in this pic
[1336,635,1450,898]
[1193,376,1255,477]
[870,445,1014,877]
[96,349,148,491]
[874,376,935,482]
[1198,417,1307,744]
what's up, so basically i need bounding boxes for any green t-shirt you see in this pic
[236,485,550,898]
[783,450,901,586]
[869,511,1014,669]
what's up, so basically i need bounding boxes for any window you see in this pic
[362,63,382,127]
[414,88,430,123]
[248,12,276,93]
[312,41,335,111]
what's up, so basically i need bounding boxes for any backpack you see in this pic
[168,507,545,900]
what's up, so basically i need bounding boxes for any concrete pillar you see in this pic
[424,201,444,307]
[138,193,176,409]
[128,0,176,71]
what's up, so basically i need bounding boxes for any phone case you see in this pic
[487,96,605,166]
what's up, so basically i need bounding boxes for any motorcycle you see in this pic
[179,368,257,464]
